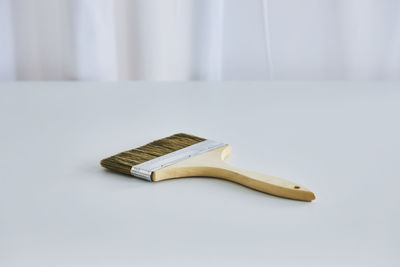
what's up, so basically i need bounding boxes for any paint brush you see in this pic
[101,133,315,201]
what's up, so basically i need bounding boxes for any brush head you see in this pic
[100,133,206,175]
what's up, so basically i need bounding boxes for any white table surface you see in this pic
[1,82,399,266]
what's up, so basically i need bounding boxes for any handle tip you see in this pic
[297,189,316,202]
[305,191,316,202]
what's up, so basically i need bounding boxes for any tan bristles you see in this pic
[100,133,205,175]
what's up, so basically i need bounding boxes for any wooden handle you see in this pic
[153,145,315,201]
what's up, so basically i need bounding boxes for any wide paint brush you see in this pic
[101,133,315,201]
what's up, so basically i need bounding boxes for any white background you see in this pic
[1,0,400,81]
[1,82,399,266]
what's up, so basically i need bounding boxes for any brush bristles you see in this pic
[100,133,206,175]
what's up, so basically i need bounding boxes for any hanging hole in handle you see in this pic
[294,186,300,189]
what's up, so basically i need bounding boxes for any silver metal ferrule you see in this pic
[130,139,225,181]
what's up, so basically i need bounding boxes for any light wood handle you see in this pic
[153,145,315,201]
[209,162,315,201]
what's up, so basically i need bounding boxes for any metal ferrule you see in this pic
[130,139,225,181]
